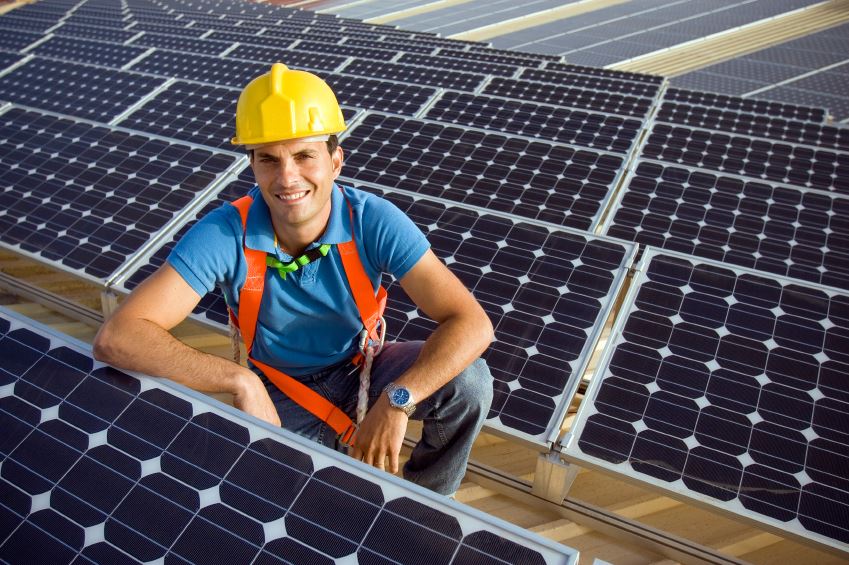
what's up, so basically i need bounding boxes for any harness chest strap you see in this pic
[228,194,386,443]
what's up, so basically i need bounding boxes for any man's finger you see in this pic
[387,450,399,474]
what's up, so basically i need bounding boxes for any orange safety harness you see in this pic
[228,192,387,445]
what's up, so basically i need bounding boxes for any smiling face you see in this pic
[249,138,343,253]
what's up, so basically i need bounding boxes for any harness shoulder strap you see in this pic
[229,196,266,353]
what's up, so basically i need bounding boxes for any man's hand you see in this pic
[350,396,408,473]
[232,369,282,427]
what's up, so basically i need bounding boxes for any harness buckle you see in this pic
[338,422,358,448]
[358,316,387,356]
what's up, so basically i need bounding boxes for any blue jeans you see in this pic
[253,341,494,495]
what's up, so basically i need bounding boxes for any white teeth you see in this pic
[277,191,307,201]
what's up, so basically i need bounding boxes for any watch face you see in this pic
[391,387,410,406]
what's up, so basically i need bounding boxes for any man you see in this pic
[94,63,494,496]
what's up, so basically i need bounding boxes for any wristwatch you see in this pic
[384,383,416,417]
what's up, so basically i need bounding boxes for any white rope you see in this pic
[229,318,241,365]
[356,345,375,425]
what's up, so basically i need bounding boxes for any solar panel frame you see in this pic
[560,247,849,554]
[0,306,580,565]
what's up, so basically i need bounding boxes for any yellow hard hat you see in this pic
[231,62,346,146]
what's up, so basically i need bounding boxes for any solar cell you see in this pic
[342,59,487,92]
[0,51,24,72]
[207,30,297,48]
[562,248,849,553]
[128,22,209,38]
[294,39,398,62]
[128,32,233,56]
[484,77,656,117]
[62,14,128,28]
[397,52,519,77]
[0,106,240,282]
[0,16,59,33]
[465,44,563,62]
[342,113,626,231]
[31,35,147,68]
[520,68,662,98]
[641,123,849,194]
[544,62,664,85]
[345,37,436,55]
[664,87,828,123]
[225,45,347,73]
[0,58,166,123]
[656,101,849,151]
[0,307,579,564]
[424,91,644,154]
[604,159,849,291]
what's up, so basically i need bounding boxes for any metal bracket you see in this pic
[532,450,578,504]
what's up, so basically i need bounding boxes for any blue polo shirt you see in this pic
[168,183,430,376]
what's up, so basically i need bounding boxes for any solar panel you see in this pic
[0,51,24,72]
[294,39,399,62]
[342,59,487,92]
[128,22,209,38]
[544,62,664,85]
[465,44,563,63]
[341,112,626,231]
[435,48,544,69]
[641,123,849,194]
[345,37,436,55]
[205,30,297,48]
[324,74,438,116]
[397,53,520,78]
[0,307,579,564]
[53,22,140,43]
[225,46,347,73]
[603,159,849,291]
[128,32,233,56]
[519,69,662,98]
[424,91,644,154]
[0,16,59,34]
[129,50,266,88]
[0,58,166,123]
[561,248,849,553]
[663,87,828,123]
[0,29,43,52]
[0,106,240,283]
[62,13,128,28]
[655,101,849,151]
[31,36,147,68]
[484,77,656,118]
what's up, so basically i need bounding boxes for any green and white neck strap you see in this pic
[266,244,332,279]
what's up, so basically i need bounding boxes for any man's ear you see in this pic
[332,146,344,179]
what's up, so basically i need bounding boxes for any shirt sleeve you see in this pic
[167,204,244,297]
[361,194,431,280]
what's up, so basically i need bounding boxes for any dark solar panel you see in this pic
[664,87,828,123]
[129,50,266,88]
[53,22,139,43]
[128,22,209,38]
[341,113,626,231]
[373,188,634,444]
[0,16,59,33]
[31,35,147,68]
[466,44,563,62]
[655,101,849,151]
[397,52,519,77]
[324,74,438,116]
[293,39,398,62]
[519,68,662,98]
[604,160,849,291]
[0,106,238,282]
[0,307,579,564]
[435,48,544,68]
[342,59,486,92]
[207,30,297,48]
[0,58,166,123]
[62,13,128,27]
[0,51,23,71]
[424,91,643,154]
[563,249,849,553]
[641,123,849,194]
[345,37,436,55]
[225,46,347,73]
[0,29,43,51]
[544,62,664,85]
[484,77,655,117]
[128,32,233,56]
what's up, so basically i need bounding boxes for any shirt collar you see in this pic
[244,183,351,258]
